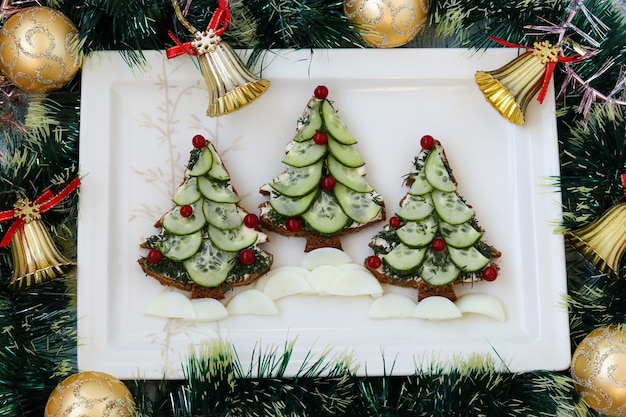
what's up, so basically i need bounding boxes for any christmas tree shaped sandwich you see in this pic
[138,134,273,299]
[365,135,501,302]
[259,85,386,252]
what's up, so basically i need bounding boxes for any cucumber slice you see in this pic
[269,189,317,217]
[424,150,456,192]
[396,215,438,247]
[269,161,323,198]
[203,200,243,230]
[156,230,203,261]
[440,222,481,248]
[334,183,382,224]
[162,200,206,235]
[382,243,427,271]
[328,137,365,168]
[208,224,259,252]
[282,140,327,168]
[301,191,349,234]
[322,100,357,145]
[431,190,475,225]
[407,171,433,196]
[187,147,213,176]
[207,143,230,181]
[327,156,373,193]
[420,251,460,286]
[198,177,241,203]
[183,239,236,287]
[448,246,489,272]
[294,99,323,142]
[172,176,202,205]
[396,194,434,221]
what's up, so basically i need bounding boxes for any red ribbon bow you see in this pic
[166,0,231,59]
[0,176,81,247]
[488,36,584,104]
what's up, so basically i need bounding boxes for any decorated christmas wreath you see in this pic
[0,0,625,415]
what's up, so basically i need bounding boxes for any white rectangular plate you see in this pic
[77,48,569,379]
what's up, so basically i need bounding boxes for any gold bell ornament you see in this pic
[166,0,269,117]
[0,177,80,289]
[564,201,626,280]
[475,37,583,125]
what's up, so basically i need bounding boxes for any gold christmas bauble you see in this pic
[0,6,81,93]
[344,0,428,48]
[571,326,626,416]
[44,371,136,417]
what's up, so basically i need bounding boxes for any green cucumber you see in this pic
[208,224,259,252]
[396,194,434,221]
[396,215,438,247]
[382,243,427,271]
[431,190,475,225]
[407,171,433,196]
[207,143,230,181]
[327,137,365,168]
[172,176,202,205]
[448,246,489,272]
[187,147,213,176]
[420,251,460,286]
[269,189,317,217]
[440,221,481,248]
[203,200,243,230]
[322,100,357,145]
[334,183,382,224]
[301,191,349,234]
[183,239,236,287]
[198,177,241,203]
[162,200,206,235]
[327,155,373,193]
[282,140,327,168]
[424,150,456,192]
[294,99,323,142]
[269,161,323,198]
[156,230,203,261]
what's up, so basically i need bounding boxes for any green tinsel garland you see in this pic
[0,0,625,415]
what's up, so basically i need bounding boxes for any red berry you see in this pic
[482,265,498,281]
[179,204,193,217]
[314,85,329,100]
[285,217,301,233]
[147,249,163,264]
[239,249,256,265]
[431,237,446,252]
[389,216,401,228]
[192,134,207,148]
[244,213,260,228]
[313,131,328,145]
[366,255,382,269]
[321,176,336,191]
[420,135,435,150]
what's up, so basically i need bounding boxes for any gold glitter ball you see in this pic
[344,0,428,48]
[0,6,81,93]
[44,371,136,417]
[571,326,626,416]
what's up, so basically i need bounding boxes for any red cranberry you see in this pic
[389,216,401,228]
[482,265,498,281]
[239,249,256,265]
[285,218,301,233]
[314,131,328,145]
[147,249,163,264]
[314,85,329,99]
[431,237,446,252]
[243,213,260,228]
[366,255,382,269]
[321,176,336,191]
[179,204,193,217]
[420,135,435,150]
[192,134,207,148]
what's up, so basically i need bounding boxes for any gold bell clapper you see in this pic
[0,177,80,289]
[564,202,626,280]
[167,0,270,117]
[475,37,583,125]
